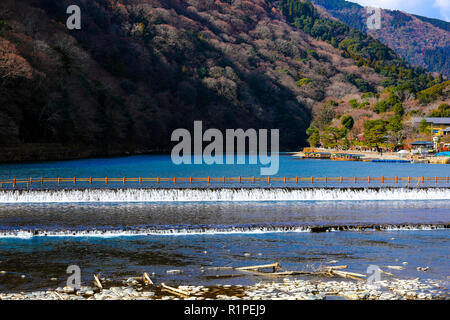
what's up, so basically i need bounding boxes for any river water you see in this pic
[0,155,448,293]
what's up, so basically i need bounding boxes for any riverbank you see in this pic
[291,149,450,164]
[0,277,448,300]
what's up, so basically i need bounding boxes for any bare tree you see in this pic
[0,39,33,83]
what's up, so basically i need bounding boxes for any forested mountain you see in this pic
[0,0,443,161]
[311,0,450,77]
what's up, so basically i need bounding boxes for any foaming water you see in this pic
[0,223,448,239]
[0,187,449,203]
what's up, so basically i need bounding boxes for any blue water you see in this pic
[0,154,448,179]
[0,155,449,293]
[0,230,448,292]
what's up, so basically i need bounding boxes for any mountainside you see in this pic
[312,0,450,77]
[0,0,442,162]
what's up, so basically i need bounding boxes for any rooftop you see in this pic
[424,117,450,124]
[411,141,433,145]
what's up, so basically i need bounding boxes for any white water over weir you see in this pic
[0,188,449,203]
[0,224,448,239]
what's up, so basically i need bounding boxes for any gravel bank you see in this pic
[1,277,448,300]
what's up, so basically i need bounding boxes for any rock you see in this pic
[166,269,182,274]
[358,292,370,299]
[94,292,108,300]
[123,287,138,296]
[417,267,429,272]
[141,292,155,297]
[84,290,94,296]
[344,292,359,300]
[126,278,139,285]
[77,286,95,296]
[61,286,76,294]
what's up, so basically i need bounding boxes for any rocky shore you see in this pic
[1,277,448,300]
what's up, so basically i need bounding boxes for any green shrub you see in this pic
[419,119,431,134]
[296,78,311,87]
[346,73,374,93]
[349,99,360,109]
[374,100,389,113]
[386,115,402,133]
[361,92,376,99]
[341,115,354,130]
[392,103,404,116]
[306,49,319,59]
[0,20,11,33]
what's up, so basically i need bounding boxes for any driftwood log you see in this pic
[161,283,190,297]
[143,272,154,286]
[93,274,103,289]
[235,262,281,272]
[205,262,367,281]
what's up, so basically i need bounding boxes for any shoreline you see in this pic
[1,277,448,300]
[292,149,450,164]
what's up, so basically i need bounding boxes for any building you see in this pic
[424,117,450,137]
[410,141,434,154]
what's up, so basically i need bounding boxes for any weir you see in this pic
[0,176,449,189]
[0,187,449,203]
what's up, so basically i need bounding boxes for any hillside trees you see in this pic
[429,103,450,117]
[363,119,387,149]
[321,126,347,148]
[271,0,442,92]
[306,126,320,147]
[314,100,338,129]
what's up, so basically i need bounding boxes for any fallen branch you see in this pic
[204,274,245,279]
[235,262,281,272]
[203,266,234,271]
[236,269,326,278]
[143,272,153,286]
[331,270,366,281]
[379,269,393,276]
[386,266,404,270]
[269,271,323,276]
[93,274,103,289]
[54,291,64,300]
[325,265,348,271]
[161,283,190,297]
